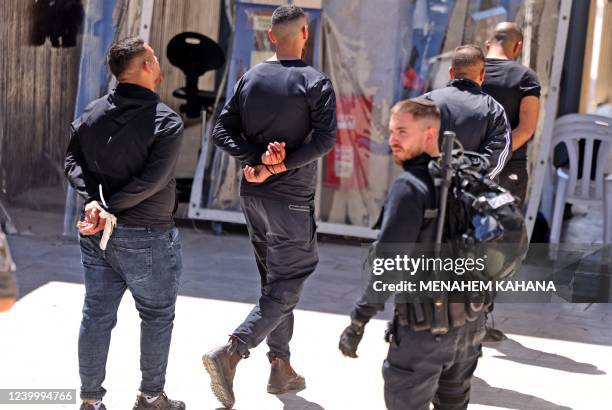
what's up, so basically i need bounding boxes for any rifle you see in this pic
[430,131,456,335]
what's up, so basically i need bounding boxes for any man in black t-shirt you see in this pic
[203,6,337,409]
[481,23,541,343]
[483,22,541,206]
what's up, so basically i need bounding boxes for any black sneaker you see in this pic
[267,357,306,395]
[202,340,242,409]
[132,392,185,410]
[79,402,106,410]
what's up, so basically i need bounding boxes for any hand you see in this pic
[261,142,286,165]
[339,320,366,358]
[243,164,272,184]
[266,161,287,175]
[77,202,106,235]
[0,297,16,313]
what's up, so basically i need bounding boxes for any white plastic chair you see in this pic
[549,114,612,245]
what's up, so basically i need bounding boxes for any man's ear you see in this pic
[485,40,491,51]
[426,127,440,153]
[479,67,485,83]
[267,29,276,45]
[449,66,454,80]
[514,41,523,58]
[142,59,152,75]
[302,24,309,40]
[428,127,438,144]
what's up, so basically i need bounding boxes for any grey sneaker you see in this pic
[132,392,185,410]
[202,341,241,409]
[79,402,106,410]
[267,357,306,395]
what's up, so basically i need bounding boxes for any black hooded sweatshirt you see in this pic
[65,83,184,228]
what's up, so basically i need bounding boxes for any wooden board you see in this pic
[0,0,81,197]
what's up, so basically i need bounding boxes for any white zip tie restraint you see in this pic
[83,185,117,250]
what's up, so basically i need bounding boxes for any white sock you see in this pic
[87,402,102,410]
[145,395,159,404]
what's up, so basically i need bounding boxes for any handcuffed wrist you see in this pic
[265,164,276,175]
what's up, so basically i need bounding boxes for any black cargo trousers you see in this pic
[383,314,486,410]
[232,195,318,362]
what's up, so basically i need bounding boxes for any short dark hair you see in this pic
[490,22,523,45]
[107,37,147,78]
[271,5,306,27]
[391,96,440,128]
[452,44,485,74]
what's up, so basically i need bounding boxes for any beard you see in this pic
[154,71,163,85]
[391,146,408,164]
[392,146,421,164]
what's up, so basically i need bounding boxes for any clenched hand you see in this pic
[77,202,106,235]
[261,142,286,165]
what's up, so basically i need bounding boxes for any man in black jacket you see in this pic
[427,45,511,180]
[339,98,486,410]
[203,5,336,409]
[65,37,184,410]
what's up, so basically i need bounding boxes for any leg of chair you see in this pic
[604,175,612,245]
[550,169,569,245]
[541,165,556,223]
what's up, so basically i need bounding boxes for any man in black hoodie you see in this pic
[65,37,184,410]
[203,5,336,409]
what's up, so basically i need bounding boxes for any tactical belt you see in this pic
[395,301,487,334]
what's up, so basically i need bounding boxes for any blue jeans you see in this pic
[78,226,182,401]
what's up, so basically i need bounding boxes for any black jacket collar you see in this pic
[402,154,433,171]
[105,83,160,125]
[115,82,160,102]
[447,78,481,92]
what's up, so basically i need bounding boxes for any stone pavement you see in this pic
[1,208,612,409]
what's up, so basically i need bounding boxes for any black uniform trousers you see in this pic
[233,195,318,361]
[383,315,486,410]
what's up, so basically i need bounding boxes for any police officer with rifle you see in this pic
[338,96,526,409]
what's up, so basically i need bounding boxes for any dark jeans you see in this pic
[78,226,182,401]
[383,315,486,410]
[233,196,318,362]
[499,159,528,207]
